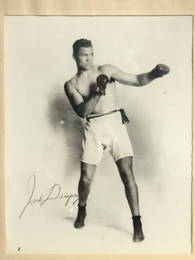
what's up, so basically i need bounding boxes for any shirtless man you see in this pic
[64,39,170,242]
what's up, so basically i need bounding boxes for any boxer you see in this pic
[64,39,170,242]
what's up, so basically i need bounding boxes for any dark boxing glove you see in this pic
[149,64,170,79]
[95,74,110,95]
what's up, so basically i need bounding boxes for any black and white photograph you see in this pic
[4,15,192,254]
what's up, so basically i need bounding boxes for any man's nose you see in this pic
[86,55,92,62]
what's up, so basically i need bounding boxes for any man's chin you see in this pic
[83,65,92,71]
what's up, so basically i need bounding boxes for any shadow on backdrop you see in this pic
[47,87,82,176]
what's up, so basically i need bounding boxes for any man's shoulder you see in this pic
[98,64,117,76]
[64,76,77,93]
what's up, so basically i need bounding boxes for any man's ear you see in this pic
[72,53,76,60]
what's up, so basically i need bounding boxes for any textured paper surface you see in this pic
[0,0,195,260]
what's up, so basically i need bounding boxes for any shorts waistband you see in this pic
[87,108,130,124]
[87,109,120,120]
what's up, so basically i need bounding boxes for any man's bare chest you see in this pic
[75,73,100,98]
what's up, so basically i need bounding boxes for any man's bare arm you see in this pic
[64,82,101,118]
[101,64,170,87]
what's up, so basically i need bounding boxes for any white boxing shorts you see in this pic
[81,110,134,165]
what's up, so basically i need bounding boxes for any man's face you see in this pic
[74,47,94,70]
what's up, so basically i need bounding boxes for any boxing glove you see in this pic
[95,74,110,95]
[150,64,170,78]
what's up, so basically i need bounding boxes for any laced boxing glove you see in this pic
[149,64,170,79]
[95,74,110,95]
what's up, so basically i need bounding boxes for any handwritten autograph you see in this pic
[19,174,78,219]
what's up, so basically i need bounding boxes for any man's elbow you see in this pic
[76,106,88,119]
[77,111,86,119]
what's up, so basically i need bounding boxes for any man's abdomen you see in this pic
[91,85,118,115]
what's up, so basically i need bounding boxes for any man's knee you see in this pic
[81,174,93,186]
[80,162,96,186]
[123,171,137,187]
[116,157,137,186]
[116,156,133,173]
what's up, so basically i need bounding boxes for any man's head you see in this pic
[72,39,94,70]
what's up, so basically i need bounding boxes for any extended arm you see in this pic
[64,82,101,118]
[101,64,170,87]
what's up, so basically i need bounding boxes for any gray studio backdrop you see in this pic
[5,16,192,253]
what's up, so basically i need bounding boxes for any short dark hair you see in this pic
[72,39,93,56]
